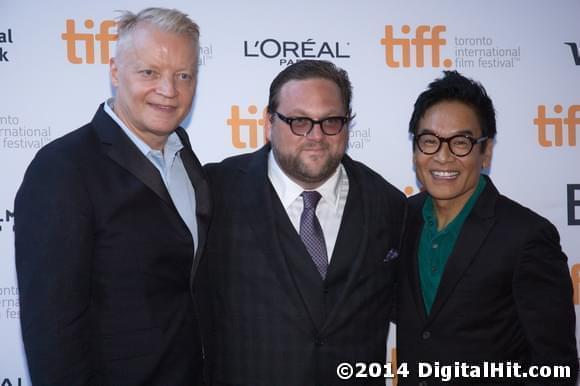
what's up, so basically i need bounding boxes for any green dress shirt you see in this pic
[418,176,486,314]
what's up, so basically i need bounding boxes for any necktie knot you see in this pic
[301,191,322,210]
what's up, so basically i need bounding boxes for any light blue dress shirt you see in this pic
[104,99,198,254]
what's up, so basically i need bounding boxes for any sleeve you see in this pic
[512,216,578,385]
[15,148,94,386]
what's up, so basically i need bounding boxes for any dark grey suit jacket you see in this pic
[197,144,406,386]
[15,104,211,386]
[397,176,577,385]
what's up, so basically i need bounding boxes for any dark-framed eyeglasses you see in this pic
[275,112,349,136]
[414,132,488,157]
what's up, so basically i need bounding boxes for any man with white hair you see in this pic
[15,7,210,385]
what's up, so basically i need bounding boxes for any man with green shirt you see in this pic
[396,71,577,385]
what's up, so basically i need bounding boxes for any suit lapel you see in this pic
[322,157,370,332]
[427,178,497,322]
[325,169,361,281]
[92,105,173,206]
[175,128,211,278]
[240,145,314,324]
[406,195,429,322]
[92,106,208,282]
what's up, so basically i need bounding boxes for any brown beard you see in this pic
[272,142,344,188]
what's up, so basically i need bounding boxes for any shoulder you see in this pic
[494,193,559,237]
[204,151,257,177]
[27,123,96,172]
[205,151,255,171]
[408,191,428,209]
[203,147,267,191]
[472,179,562,248]
[16,124,98,211]
[343,157,406,203]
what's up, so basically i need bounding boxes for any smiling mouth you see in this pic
[149,103,177,112]
[431,170,459,179]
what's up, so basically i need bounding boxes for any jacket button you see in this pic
[315,337,324,347]
[422,331,431,340]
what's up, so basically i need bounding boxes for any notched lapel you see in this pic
[240,147,284,267]
[243,145,326,331]
[427,181,497,321]
[241,147,307,311]
[322,159,371,333]
[406,200,429,322]
[175,128,211,277]
[92,106,173,206]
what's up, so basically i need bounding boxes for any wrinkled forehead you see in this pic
[115,24,197,69]
[116,22,197,57]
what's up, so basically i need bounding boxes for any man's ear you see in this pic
[110,57,119,87]
[482,138,494,169]
[265,112,273,141]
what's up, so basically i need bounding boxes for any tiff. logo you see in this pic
[534,105,579,147]
[61,19,117,64]
[380,25,452,68]
[227,105,267,149]
[571,263,580,304]
[564,42,580,65]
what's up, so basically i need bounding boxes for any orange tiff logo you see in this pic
[534,105,579,147]
[380,25,452,68]
[62,19,117,64]
[227,105,268,149]
[571,264,580,304]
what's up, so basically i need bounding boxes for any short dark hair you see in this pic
[409,70,496,150]
[267,60,353,119]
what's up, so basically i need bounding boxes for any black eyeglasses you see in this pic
[414,133,488,157]
[275,112,349,136]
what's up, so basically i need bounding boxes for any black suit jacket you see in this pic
[396,176,577,385]
[15,104,211,386]
[197,144,406,386]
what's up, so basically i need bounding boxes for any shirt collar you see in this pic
[423,175,487,236]
[104,98,183,158]
[268,150,344,211]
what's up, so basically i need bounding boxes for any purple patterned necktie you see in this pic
[299,191,328,279]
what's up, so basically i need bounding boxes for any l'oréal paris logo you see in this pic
[243,38,350,66]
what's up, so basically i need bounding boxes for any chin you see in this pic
[424,185,455,199]
[150,124,180,135]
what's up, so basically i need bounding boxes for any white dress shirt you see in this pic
[268,150,349,261]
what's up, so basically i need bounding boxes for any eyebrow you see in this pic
[417,129,477,136]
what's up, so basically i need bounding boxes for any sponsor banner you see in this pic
[244,37,351,66]
[535,105,579,148]
[380,25,521,70]
[0,28,14,62]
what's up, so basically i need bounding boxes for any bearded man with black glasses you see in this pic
[197,60,406,386]
[396,70,577,385]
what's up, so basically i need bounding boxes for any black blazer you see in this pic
[396,176,577,385]
[197,144,406,386]
[15,104,211,386]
